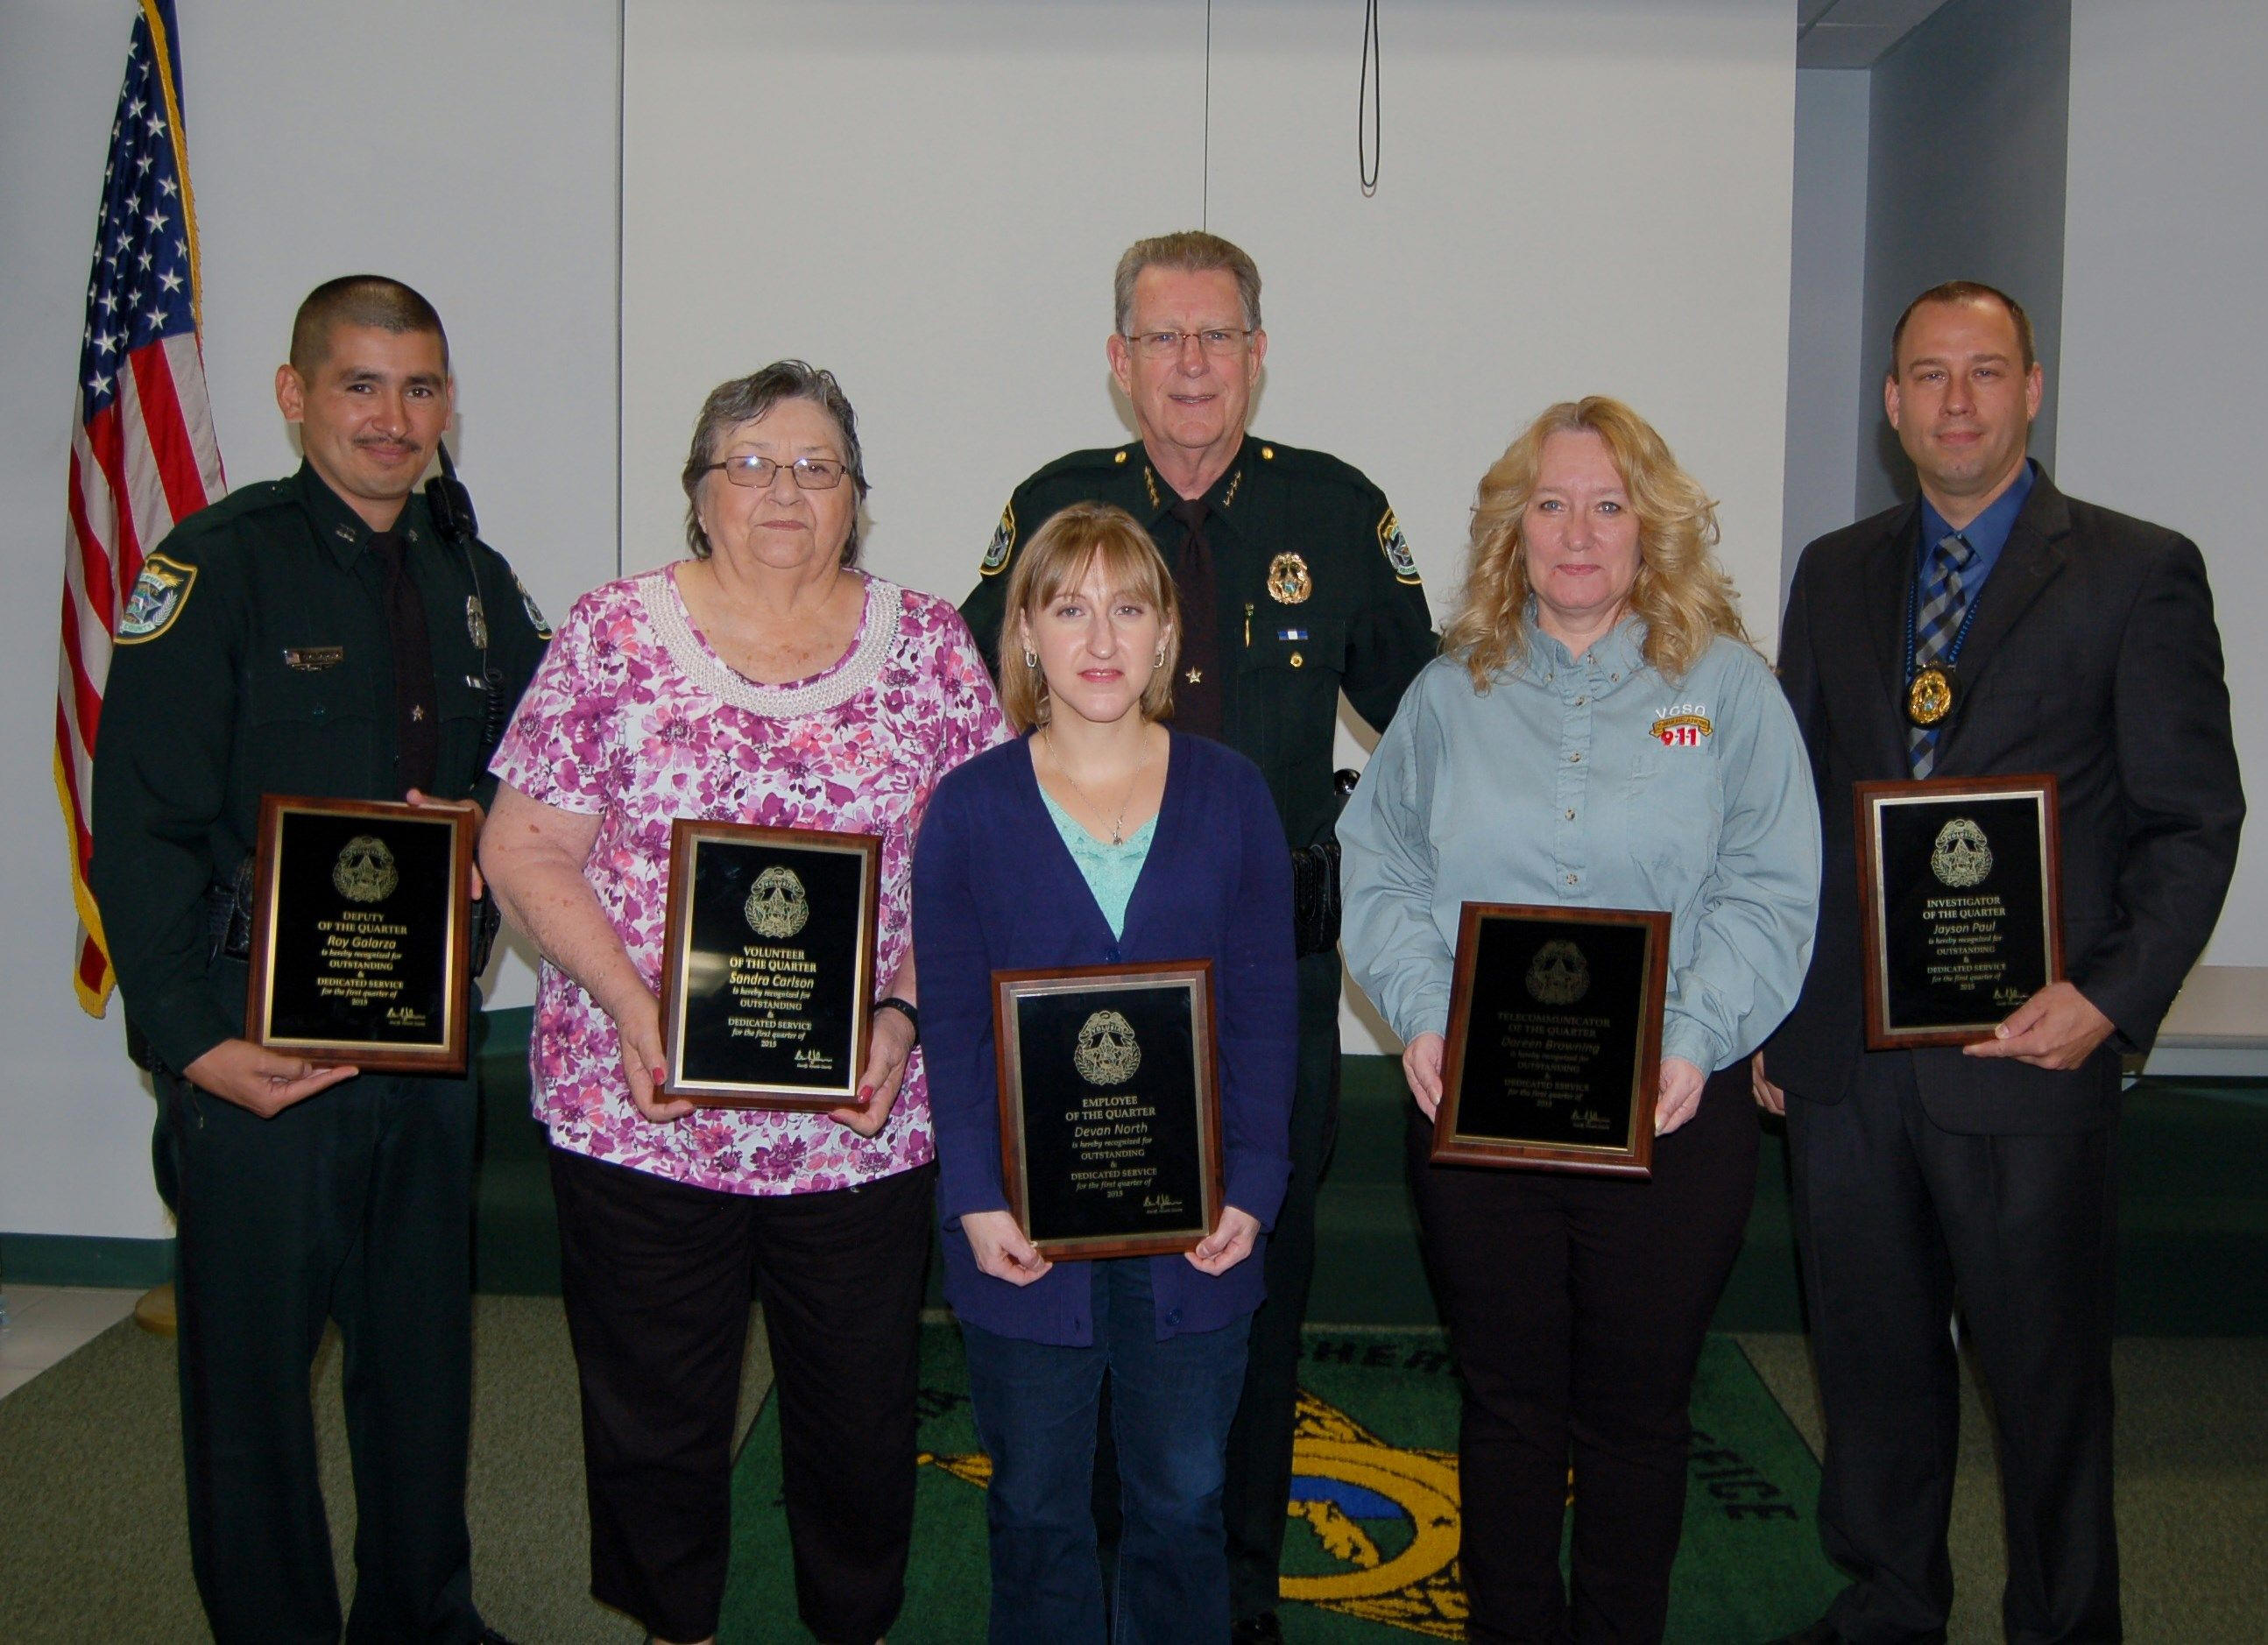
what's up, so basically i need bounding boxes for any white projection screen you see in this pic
[622,0,1796,1048]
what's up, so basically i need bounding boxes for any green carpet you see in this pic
[722,1324,1844,1641]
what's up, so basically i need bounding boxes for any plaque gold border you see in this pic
[246,794,473,1076]
[1432,902,1669,1178]
[1855,774,2064,1050]
[657,820,880,1109]
[992,959,1225,1261]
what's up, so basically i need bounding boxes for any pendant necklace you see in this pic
[1045,729,1142,845]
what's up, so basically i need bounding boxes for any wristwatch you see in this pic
[873,995,919,1042]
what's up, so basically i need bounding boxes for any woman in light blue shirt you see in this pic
[1338,397,1819,1643]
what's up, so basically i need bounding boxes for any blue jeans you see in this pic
[961,1260,1252,1644]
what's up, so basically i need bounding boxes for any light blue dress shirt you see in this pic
[1339,614,1822,1074]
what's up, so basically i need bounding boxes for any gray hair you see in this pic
[1112,230,1263,336]
[680,360,869,561]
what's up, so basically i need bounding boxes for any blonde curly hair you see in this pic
[1444,397,1749,689]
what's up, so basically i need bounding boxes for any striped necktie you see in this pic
[1907,532,1976,778]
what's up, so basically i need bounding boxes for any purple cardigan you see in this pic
[912,730,1297,1345]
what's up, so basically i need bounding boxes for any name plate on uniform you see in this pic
[1856,775,2062,1049]
[247,794,473,1074]
[1433,904,1670,1177]
[657,821,880,1109]
[993,961,1224,1261]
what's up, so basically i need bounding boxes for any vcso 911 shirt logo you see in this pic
[1650,701,1714,748]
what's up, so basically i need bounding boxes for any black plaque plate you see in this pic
[1433,903,1670,1176]
[658,821,880,1109]
[1856,775,2062,1048]
[993,961,1224,1260]
[247,794,473,1074]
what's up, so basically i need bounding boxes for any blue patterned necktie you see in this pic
[1907,533,1976,778]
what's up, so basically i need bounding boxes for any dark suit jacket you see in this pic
[1770,469,2243,1133]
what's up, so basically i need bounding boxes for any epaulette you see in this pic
[171,477,295,534]
[1242,437,1386,504]
[1019,443,1141,490]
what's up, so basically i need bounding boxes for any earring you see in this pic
[1154,644,1166,668]
[1023,648,1040,668]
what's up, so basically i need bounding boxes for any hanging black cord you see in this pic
[1202,0,1213,228]
[1359,0,1381,196]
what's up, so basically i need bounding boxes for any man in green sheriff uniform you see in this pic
[961,230,1437,1643]
[90,277,545,1645]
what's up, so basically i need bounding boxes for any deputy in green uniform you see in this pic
[961,230,1437,1644]
[89,277,545,1645]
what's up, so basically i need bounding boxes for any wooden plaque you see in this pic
[246,794,474,1075]
[1433,902,1671,1177]
[657,820,881,1109]
[1855,774,2063,1049]
[993,960,1225,1261]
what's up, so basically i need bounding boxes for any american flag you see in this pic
[57,0,226,1015]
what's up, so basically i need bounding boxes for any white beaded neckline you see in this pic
[642,567,901,719]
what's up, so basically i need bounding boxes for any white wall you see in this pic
[0,0,618,1240]
[6,0,1800,1237]
[2060,0,2268,966]
[623,0,1797,1055]
[1781,67,1870,605]
[621,0,1795,639]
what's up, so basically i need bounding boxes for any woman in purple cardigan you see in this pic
[913,502,1297,1643]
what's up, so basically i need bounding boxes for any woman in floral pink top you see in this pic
[482,362,1005,1645]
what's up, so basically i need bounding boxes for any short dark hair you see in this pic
[1889,280,2036,377]
[679,361,870,562]
[289,275,449,374]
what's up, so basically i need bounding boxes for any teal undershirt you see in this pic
[1036,785,1156,941]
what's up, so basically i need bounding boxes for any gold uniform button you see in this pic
[1114,450,1128,464]
[1261,445,1275,459]
[1289,652,1304,667]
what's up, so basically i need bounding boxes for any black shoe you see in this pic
[1233,1617,1286,1645]
[1767,1623,1845,1645]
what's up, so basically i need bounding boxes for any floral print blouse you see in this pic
[491,566,1009,1195]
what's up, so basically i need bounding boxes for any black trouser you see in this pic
[164,1068,483,1645]
[1788,1055,2121,1645]
[1223,949,1344,1622]
[1408,1064,1758,1645]
[549,1147,935,1645]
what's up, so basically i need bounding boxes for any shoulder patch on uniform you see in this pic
[1377,507,1421,584]
[981,501,1016,576]
[116,552,198,644]
[514,572,553,639]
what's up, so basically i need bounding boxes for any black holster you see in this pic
[1290,839,1343,957]
[206,857,256,964]
[1289,767,1365,958]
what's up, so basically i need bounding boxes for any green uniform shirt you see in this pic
[960,436,1438,850]
[89,462,550,1077]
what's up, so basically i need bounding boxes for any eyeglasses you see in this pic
[1122,328,1256,360]
[703,455,849,490]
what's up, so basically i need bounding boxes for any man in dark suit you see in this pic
[1756,281,2243,1645]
